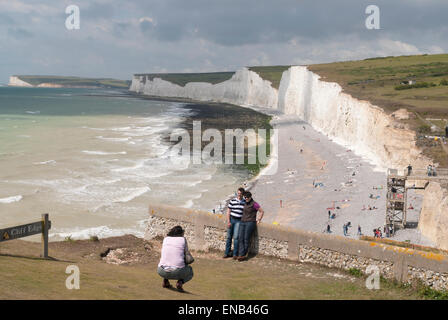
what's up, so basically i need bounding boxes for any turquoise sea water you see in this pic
[0,87,248,240]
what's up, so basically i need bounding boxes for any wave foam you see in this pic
[82,150,127,155]
[0,195,23,204]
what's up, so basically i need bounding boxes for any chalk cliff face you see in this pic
[419,183,448,250]
[130,66,429,170]
[130,65,447,248]
[277,66,430,170]
[130,68,278,109]
[8,76,33,87]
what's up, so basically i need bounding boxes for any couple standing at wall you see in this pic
[223,187,265,261]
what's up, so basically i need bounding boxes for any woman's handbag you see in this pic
[184,238,195,264]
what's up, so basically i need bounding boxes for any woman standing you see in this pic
[236,191,264,261]
[157,225,194,292]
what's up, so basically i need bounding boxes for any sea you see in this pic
[0,87,249,240]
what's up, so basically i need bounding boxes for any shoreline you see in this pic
[128,92,433,246]
[130,92,275,212]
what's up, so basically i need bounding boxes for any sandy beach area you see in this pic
[241,106,434,246]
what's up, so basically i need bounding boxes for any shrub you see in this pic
[90,235,99,242]
[395,82,437,90]
[417,124,432,134]
[440,79,448,86]
[348,268,363,277]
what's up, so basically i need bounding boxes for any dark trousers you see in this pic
[238,221,256,257]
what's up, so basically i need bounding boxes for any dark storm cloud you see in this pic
[134,0,448,45]
[0,0,447,84]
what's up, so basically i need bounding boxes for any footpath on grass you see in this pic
[0,235,430,300]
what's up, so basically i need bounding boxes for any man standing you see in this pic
[223,187,245,259]
[407,164,412,176]
[236,191,264,261]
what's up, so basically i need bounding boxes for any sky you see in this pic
[0,0,447,83]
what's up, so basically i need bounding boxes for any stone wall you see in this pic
[147,204,448,290]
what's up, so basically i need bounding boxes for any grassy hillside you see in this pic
[0,235,434,300]
[248,65,291,89]
[135,72,235,87]
[308,54,448,167]
[15,75,130,88]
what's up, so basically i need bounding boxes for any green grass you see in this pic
[308,53,448,166]
[248,65,291,89]
[0,236,430,300]
[15,75,130,88]
[135,72,235,87]
[348,268,363,277]
[308,54,448,116]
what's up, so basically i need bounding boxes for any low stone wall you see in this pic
[147,205,448,290]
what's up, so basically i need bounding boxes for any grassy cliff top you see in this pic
[15,75,130,88]
[0,235,431,300]
[135,66,292,89]
[308,53,448,166]
[308,54,448,116]
[248,65,291,89]
[134,72,235,87]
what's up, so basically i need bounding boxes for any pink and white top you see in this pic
[158,236,186,269]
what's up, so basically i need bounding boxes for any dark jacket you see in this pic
[241,199,259,222]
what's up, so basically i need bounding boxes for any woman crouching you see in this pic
[157,225,194,292]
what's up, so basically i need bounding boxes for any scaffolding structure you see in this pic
[385,168,448,236]
[385,169,407,235]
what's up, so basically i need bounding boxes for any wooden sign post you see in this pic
[0,214,51,258]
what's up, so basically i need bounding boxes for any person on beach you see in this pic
[357,225,362,236]
[157,225,194,292]
[223,187,245,259]
[236,192,264,261]
[407,164,412,176]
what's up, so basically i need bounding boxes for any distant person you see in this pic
[445,125,448,138]
[157,226,194,292]
[223,187,245,259]
[236,192,264,261]
[427,164,433,176]
[432,165,437,176]
[328,210,331,219]
[407,164,412,176]
[327,224,331,233]
[357,225,362,236]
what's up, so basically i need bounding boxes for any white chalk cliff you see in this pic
[130,65,446,248]
[8,76,33,87]
[130,66,429,170]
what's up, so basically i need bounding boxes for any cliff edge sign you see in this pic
[0,214,51,258]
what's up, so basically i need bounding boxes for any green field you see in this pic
[0,235,440,300]
[135,72,235,87]
[16,75,130,88]
[248,65,291,89]
[307,54,448,166]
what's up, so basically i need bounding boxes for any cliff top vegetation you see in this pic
[0,235,428,299]
[14,75,130,88]
[134,72,235,87]
[308,53,448,166]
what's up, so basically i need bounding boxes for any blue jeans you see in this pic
[225,216,241,256]
[157,265,193,283]
[238,221,256,257]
